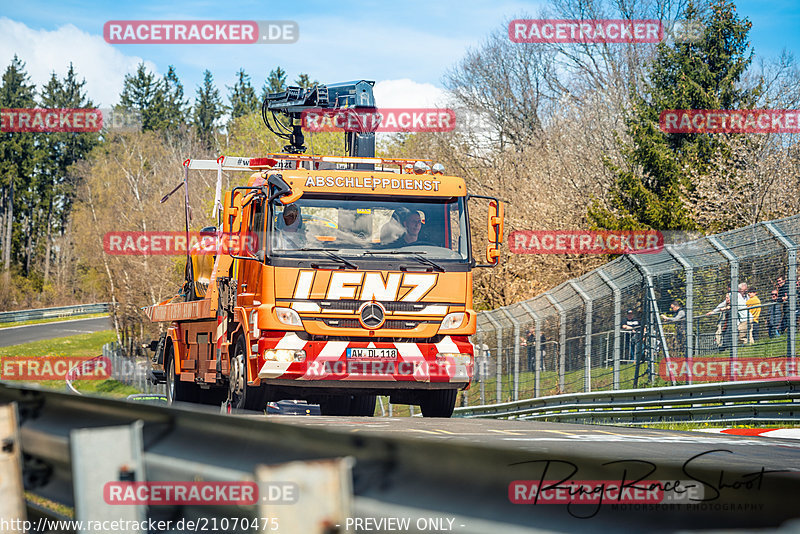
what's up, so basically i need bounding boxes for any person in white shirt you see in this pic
[706,291,749,348]
[276,204,305,249]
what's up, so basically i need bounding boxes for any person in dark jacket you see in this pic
[777,276,789,334]
[768,288,782,338]
[621,310,640,360]
[661,301,686,355]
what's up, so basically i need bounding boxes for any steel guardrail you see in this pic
[454,379,800,424]
[0,303,110,324]
[2,382,800,532]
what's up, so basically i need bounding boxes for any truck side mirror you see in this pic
[470,194,504,268]
[487,200,504,244]
[223,191,242,233]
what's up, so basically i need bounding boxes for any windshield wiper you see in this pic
[298,248,359,270]
[362,250,445,272]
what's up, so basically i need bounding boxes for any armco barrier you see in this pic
[0,303,110,324]
[454,378,800,425]
[4,382,800,532]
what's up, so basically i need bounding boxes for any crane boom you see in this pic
[262,80,377,164]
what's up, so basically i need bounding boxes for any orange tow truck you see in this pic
[145,81,503,417]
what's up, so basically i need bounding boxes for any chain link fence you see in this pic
[103,341,163,395]
[464,215,800,406]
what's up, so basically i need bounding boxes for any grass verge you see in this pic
[0,330,139,397]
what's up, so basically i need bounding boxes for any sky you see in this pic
[0,0,798,109]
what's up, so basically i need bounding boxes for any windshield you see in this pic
[268,195,469,262]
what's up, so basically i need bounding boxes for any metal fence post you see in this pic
[667,244,694,383]
[545,293,566,392]
[597,269,621,389]
[765,222,798,359]
[484,311,503,403]
[708,236,740,361]
[501,308,520,401]
[569,281,593,392]
[520,302,541,398]
[629,255,674,384]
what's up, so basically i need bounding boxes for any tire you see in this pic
[349,395,376,416]
[229,336,268,411]
[319,395,352,416]
[420,389,457,418]
[165,344,198,404]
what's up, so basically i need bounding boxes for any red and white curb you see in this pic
[695,428,800,440]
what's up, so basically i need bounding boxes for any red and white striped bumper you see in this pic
[256,333,473,385]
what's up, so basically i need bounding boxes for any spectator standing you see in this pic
[777,276,789,334]
[706,295,731,351]
[746,288,761,344]
[525,327,536,371]
[621,310,640,360]
[767,289,781,338]
[734,287,749,345]
[661,301,686,354]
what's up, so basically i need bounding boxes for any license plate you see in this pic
[346,347,398,360]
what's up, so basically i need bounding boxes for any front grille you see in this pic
[315,300,431,312]
[322,318,423,330]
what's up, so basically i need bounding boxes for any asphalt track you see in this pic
[268,414,800,469]
[0,316,112,347]
[259,415,800,531]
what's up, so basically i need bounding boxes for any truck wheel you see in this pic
[420,389,457,418]
[349,395,376,416]
[166,344,198,404]
[319,396,352,416]
[229,336,267,411]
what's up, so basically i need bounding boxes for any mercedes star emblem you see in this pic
[358,301,386,329]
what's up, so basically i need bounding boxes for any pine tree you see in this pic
[118,62,161,131]
[589,0,757,232]
[261,66,287,100]
[150,65,188,131]
[38,63,99,283]
[228,68,258,119]
[193,70,226,147]
[295,73,317,89]
[0,55,37,278]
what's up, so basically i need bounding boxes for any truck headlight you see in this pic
[275,307,302,327]
[264,349,306,362]
[439,312,466,331]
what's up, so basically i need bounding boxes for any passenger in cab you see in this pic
[276,204,304,249]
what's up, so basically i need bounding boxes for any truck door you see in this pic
[239,197,265,295]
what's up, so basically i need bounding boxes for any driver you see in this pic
[383,210,423,247]
[400,211,423,244]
